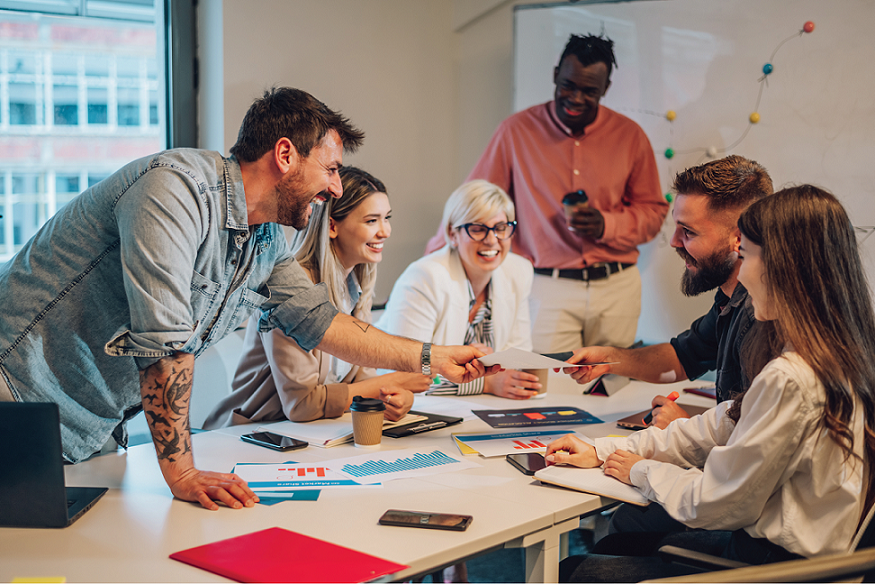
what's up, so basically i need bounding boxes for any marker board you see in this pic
[514,0,875,343]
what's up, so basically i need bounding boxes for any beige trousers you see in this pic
[529,265,641,353]
[0,372,14,401]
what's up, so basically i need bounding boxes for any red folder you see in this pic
[170,527,409,583]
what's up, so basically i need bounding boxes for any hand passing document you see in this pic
[476,348,618,370]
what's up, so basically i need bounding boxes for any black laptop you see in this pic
[0,402,107,528]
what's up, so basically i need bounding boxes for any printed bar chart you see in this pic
[512,440,546,450]
[341,451,458,478]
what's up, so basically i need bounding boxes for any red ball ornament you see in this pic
[803,21,815,33]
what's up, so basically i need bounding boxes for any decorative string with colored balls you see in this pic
[656,21,814,203]
[663,20,815,163]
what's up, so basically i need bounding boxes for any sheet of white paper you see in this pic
[325,448,481,484]
[477,347,617,369]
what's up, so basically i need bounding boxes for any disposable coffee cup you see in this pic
[522,368,549,398]
[562,190,589,230]
[350,396,385,448]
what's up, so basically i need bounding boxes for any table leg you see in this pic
[506,517,581,583]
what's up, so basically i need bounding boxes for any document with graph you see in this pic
[324,448,481,485]
[232,461,379,491]
[452,429,574,458]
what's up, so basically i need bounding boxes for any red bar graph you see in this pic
[294,467,327,477]
[513,440,546,450]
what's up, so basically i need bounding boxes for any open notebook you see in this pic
[259,412,426,448]
[535,464,649,506]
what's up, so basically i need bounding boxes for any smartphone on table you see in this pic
[240,431,308,452]
[506,452,547,476]
[379,509,473,531]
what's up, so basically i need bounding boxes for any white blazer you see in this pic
[377,246,533,351]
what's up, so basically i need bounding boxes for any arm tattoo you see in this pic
[141,359,193,462]
[354,321,371,333]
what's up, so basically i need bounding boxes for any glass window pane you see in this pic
[88,174,108,188]
[84,55,108,78]
[55,174,79,193]
[117,86,139,126]
[87,86,108,124]
[116,56,140,80]
[52,54,79,77]
[0,8,165,262]
[149,89,158,125]
[9,82,38,125]
[53,84,78,125]
[8,51,36,75]
[13,201,48,246]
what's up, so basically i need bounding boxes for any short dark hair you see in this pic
[672,155,773,212]
[230,87,365,163]
[559,34,617,77]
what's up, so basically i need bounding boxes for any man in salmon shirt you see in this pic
[427,34,667,352]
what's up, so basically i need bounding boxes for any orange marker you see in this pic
[642,391,679,426]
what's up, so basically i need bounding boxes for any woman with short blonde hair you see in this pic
[380,180,536,398]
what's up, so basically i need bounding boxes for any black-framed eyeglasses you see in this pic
[455,221,517,241]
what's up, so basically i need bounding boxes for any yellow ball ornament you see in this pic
[666,110,676,121]
[749,112,760,124]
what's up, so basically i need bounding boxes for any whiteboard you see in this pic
[514,0,875,344]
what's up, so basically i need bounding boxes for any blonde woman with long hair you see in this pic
[204,167,429,427]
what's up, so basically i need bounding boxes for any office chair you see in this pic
[648,500,875,583]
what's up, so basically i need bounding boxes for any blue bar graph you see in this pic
[341,450,458,478]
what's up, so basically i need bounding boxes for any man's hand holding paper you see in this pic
[477,347,617,372]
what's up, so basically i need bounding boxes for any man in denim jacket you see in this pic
[0,88,491,510]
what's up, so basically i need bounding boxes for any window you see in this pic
[0,0,194,261]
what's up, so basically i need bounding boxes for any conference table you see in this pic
[0,372,715,583]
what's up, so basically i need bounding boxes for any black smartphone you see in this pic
[378,509,472,531]
[240,431,308,452]
[506,452,547,475]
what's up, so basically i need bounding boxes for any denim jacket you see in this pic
[0,149,338,462]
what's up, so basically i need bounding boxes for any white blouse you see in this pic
[594,351,866,557]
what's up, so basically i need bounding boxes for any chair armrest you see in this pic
[647,546,875,583]
[657,545,748,571]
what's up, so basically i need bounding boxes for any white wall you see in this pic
[210,0,458,303]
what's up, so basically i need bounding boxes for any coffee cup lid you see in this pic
[350,396,386,412]
[562,190,588,205]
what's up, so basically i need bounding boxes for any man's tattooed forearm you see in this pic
[163,366,191,415]
[141,359,193,462]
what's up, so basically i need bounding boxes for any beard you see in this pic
[677,246,737,296]
[274,168,322,230]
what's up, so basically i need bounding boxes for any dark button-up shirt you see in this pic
[670,283,756,402]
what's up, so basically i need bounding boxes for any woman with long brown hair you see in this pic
[546,185,875,581]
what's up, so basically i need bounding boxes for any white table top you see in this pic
[0,372,715,582]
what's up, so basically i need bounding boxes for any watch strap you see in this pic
[421,342,432,376]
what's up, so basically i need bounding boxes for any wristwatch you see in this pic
[421,342,432,376]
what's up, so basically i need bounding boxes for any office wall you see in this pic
[209,0,457,302]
